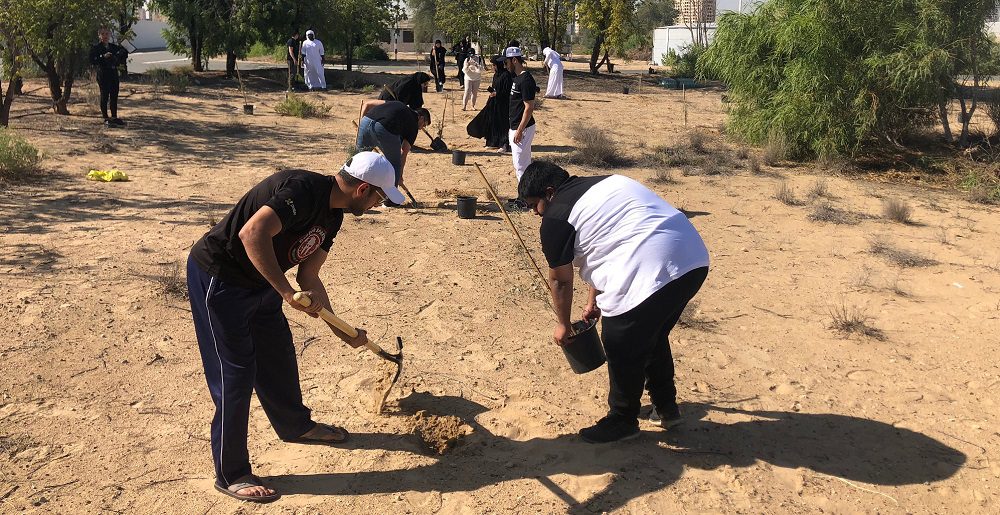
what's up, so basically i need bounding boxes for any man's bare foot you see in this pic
[214,474,280,502]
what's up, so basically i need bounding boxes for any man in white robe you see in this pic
[301,30,326,91]
[542,47,564,99]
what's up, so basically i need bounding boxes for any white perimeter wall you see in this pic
[130,18,168,50]
[651,25,717,65]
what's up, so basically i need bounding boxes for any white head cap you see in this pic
[504,47,522,59]
[306,30,315,37]
[342,152,404,204]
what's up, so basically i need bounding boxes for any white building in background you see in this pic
[128,1,169,51]
[651,0,762,64]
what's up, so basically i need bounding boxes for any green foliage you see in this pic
[146,66,189,93]
[0,127,41,178]
[662,44,705,78]
[275,95,332,118]
[433,0,532,52]
[577,0,636,71]
[699,0,1000,159]
[247,42,287,62]
[355,44,389,61]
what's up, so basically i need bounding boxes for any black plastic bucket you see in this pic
[243,104,254,115]
[562,319,606,374]
[456,196,477,219]
[452,150,467,165]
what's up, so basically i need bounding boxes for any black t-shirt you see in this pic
[286,38,299,62]
[190,170,344,288]
[509,70,537,130]
[368,101,418,145]
[379,72,428,109]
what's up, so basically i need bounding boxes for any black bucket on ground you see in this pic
[452,150,467,165]
[456,196,477,219]
[243,104,254,115]
[562,319,606,374]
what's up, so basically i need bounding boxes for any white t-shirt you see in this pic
[540,174,709,317]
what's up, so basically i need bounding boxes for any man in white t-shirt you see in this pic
[519,161,710,443]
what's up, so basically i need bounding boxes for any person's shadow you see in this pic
[269,393,964,512]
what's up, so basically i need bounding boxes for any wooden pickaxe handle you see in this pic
[292,292,386,356]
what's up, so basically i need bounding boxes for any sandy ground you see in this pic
[1,63,999,514]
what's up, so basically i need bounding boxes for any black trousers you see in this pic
[97,71,119,120]
[601,266,709,422]
[186,255,314,486]
[287,59,297,89]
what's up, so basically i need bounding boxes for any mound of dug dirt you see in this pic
[410,410,473,455]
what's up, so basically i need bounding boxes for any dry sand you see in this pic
[1,63,999,513]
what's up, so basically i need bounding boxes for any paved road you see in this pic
[129,50,428,75]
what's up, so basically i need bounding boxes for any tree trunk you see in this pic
[589,34,605,74]
[346,28,354,72]
[1,79,15,127]
[189,17,204,72]
[56,75,74,115]
[938,99,953,143]
[225,51,237,78]
[957,94,977,148]
[41,60,70,115]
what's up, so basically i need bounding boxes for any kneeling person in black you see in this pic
[519,161,711,444]
[357,100,430,200]
[187,152,405,502]
[89,27,129,127]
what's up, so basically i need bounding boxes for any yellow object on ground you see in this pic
[86,169,129,182]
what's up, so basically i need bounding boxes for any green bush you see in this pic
[248,42,288,62]
[275,95,332,118]
[699,0,1000,159]
[0,128,41,179]
[146,67,190,94]
[166,73,189,94]
[354,44,389,61]
[662,44,706,79]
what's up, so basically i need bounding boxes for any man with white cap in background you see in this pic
[186,152,405,503]
[504,46,538,187]
[301,30,326,91]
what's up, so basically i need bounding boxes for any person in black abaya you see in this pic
[486,57,512,150]
[379,72,432,109]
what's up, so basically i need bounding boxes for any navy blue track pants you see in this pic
[186,255,314,487]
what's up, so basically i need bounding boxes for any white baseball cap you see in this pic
[342,151,405,204]
[306,30,315,36]
[504,47,522,58]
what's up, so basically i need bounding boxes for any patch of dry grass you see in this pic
[868,235,937,268]
[678,301,718,332]
[882,198,913,224]
[568,123,632,167]
[829,303,886,340]
[648,169,677,185]
[808,202,859,225]
[775,182,803,206]
[154,263,188,301]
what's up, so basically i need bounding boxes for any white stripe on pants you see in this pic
[509,124,536,182]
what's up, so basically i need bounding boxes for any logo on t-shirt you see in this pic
[289,226,326,264]
[285,198,297,216]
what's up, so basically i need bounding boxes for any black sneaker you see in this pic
[383,199,402,208]
[649,405,683,430]
[579,416,640,444]
[103,119,113,128]
[112,117,126,126]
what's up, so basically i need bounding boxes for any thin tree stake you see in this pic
[473,163,551,293]
[819,474,899,506]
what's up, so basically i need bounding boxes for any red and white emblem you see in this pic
[289,226,326,263]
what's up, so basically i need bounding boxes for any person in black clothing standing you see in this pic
[378,72,432,109]
[452,35,471,87]
[505,46,537,183]
[487,57,512,150]
[430,40,446,92]
[89,28,128,127]
[286,31,302,91]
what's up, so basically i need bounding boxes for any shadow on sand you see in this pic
[271,392,964,512]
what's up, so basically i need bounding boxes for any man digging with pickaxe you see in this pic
[186,152,405,502]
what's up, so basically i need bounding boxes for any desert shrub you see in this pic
[882,198,913,224]
[648,169,676,184]
[361,84,376,93]
[748,157,763,175]
[355,44,390,61]
[166,73,189,94]
[829,303,885,340]
[0,128,42,180]
[275,95,332,118]
[959,168,1000,205]
[147,67,189,94]
[699,0,998,158]
[808,179,831,199]
[809,203,858,224]
[247,42,287,62]
[761,132,789,166]
[868,235,937,267]
[568,123,631,167]
[154,263,189,301]
[645,145,695,167]
[775,182,802,206]
[662,43,708,79]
